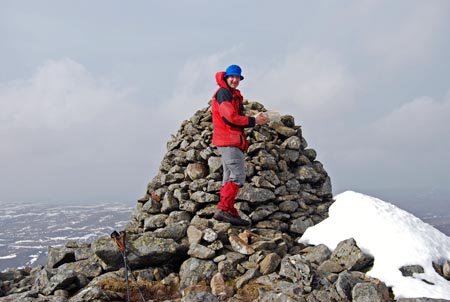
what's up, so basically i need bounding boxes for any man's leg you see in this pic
[215,147,249,226]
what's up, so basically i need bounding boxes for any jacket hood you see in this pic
[215,71,229,89]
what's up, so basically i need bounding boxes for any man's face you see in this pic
[226,76,240,89]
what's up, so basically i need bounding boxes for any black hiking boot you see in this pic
[214,210,251,227]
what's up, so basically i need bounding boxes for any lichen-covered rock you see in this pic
[279,254,312,286]
[352,281,391,302]
[47,247,76,269]
[329,238,374,272]
[179,258,217,290]
[127,233,184,268]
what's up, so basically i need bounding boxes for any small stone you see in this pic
[229,235,255,255]
[185,163,208,180]
[301,244,331,264]
[187,225,203,244]
[259,253,281,275]
[188,243,215,260]
[236,268,261,289]
[203,228,218,243]
[399,265,424,277]
[442,260,450,280]
[352,282,389,302]
[210,272,226,296]
[190,191,219,203]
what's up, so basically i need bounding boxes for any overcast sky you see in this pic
[1,1,449,204]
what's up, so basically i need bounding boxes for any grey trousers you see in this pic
[217,146,246,186]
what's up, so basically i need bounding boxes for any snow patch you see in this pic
[299,190,450,299]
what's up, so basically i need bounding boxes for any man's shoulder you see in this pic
[216,87,232,103]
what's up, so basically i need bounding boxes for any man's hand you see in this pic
[254,112,270,125]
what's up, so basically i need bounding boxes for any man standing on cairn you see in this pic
[211,64,269,226]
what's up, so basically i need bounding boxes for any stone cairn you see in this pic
[2,101,449,302]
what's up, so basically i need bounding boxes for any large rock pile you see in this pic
[2,101,447,302]
[127,100,332,237]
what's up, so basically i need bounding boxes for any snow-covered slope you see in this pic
[300,191,450,299]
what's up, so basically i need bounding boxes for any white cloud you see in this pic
[322,91,450,192]
[363,1,448,69]
[0,58,133,130]
[371,92,450,151]
[0,59,154,202]
[160,48,243,130]
[248,48,358,123]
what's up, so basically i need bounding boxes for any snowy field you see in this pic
[0,201,133,271]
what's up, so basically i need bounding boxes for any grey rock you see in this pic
[202,228,218,243]
[280,149,300,163]
[165,210,191,225]
[295,165,322,183]
[208,240,224,251]
[188,243,215,259]
[34,268,82,296]
[92,238,123,271]
[279,254,312,285]
[144,214,168,230]
[185,149,200,161]
[257,150,278,170]
[58,260,103,279]
[397,299,450,302]
[330,238,374,272]
[257,275,306,301]
[74,248,93,261]
[301,244,332,264]
[443,260,450,280]
[142,198,162,214]
[290,217,315,235]
[69,285,122,302]
[126,233,183,269]
[272,122,297,137]
[179,258,217,290]
[47,247,76,269]
[400,265,424,277]
[281,136,302,150]
[247,142,266,155]
[250,204,279,222]
[352,281,391,302]
[279,200,299,213]
[187,225,203,244]
[161,172,185,185]
[303,148,317,161]
[237,183,276,204]
[153,221,188,240]
[229,235,255,255]
[286,179,301,193]
[197,204,217,216]
[185,162,208,180]
[179,199,201,212]
[335,271,360,300]
[161,191,179,213]
[259,253,281,275]
[236,268,260,289]
[208,156,222,174]
[317,176,332,197]
[190,191,219,203]
[218,260,240,279]
[182,291,218,302]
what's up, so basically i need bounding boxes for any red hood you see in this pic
[215,71,229,89]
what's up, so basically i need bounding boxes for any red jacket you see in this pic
[211,71,256,151]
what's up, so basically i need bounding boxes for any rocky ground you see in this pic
[1,101,449,302]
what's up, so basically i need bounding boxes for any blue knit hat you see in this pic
[224,64,244,80]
